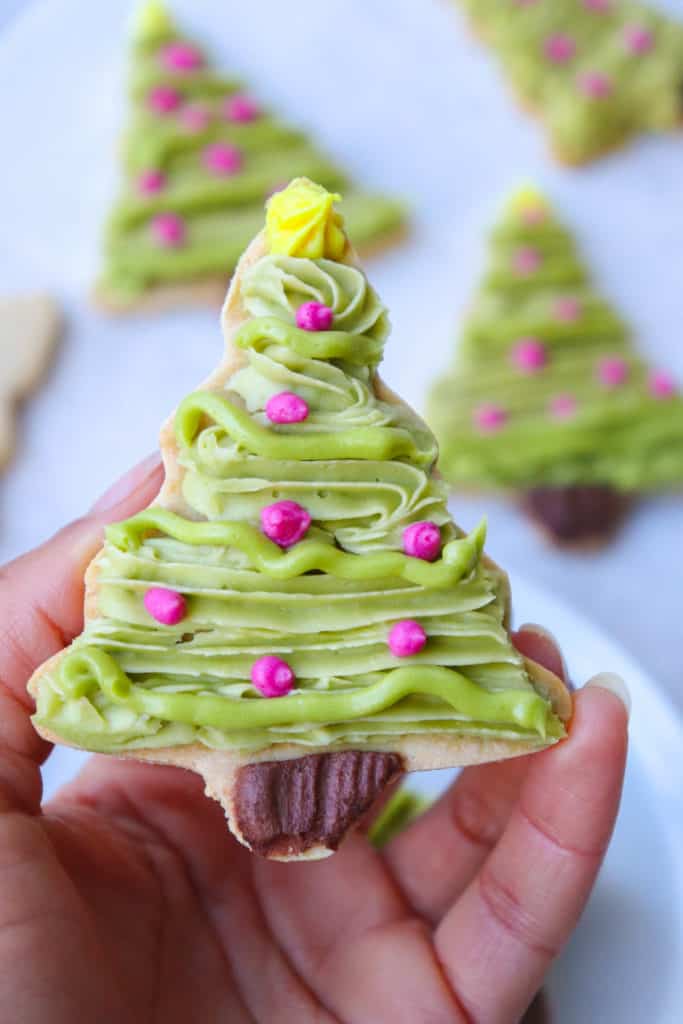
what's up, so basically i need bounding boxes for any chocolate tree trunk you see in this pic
[523,485,627,546]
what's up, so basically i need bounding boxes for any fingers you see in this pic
[434,681,628,1024]
[0,454,162,813]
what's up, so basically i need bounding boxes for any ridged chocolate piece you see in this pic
[234,750,403,857]
[523,485,625,545]
[522,990,551,1024]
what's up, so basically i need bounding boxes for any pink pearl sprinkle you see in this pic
[251,655,295,698]
[520,205,546,226]
[403,522,441,562]
[179,103,210,132]
[148,85,181,114]
[544,34,576,64]
[473,403,507,433]
[265,391,309,424]
[598,357,629,388]
[138,169,166,194]
[623,25,654,54]
[649,370,676,400]
[584,0,611,10]
[388,620,427,658]
[223,94,261,123]
[261,500,311,548]
[554,296,581,322]
[203,142,243,176]
[549,394,578,420]
[512,246,541,275]
[511,338,547,374]
[160,42,203,72]
[578,71,613,99]
[150,212,186,247]
[144,587,187,626]
[296,302,334,332]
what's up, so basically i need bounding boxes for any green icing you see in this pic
[35,236,564,755]
[428,190,683,491]
[458,0,683,163]
[369,789,431,848]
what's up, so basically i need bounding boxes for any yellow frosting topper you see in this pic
[265,178,347,260]
[509,184,550,224]
[132,0,174,43]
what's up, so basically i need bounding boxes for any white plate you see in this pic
[41,572,683,1023]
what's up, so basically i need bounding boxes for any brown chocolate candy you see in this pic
[523,484,625,545]
[522,990,552,1023]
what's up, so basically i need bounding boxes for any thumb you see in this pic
[0,453,163,813]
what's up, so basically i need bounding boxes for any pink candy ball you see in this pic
[251,655,295,698]
[148,85,181,114]
[223,94,261,123]
[160,42,203,71]
[261,500,311,548]
[520,205,546,226]
[138,169,166,194]
[544,33,576,64]
[296,302,334,332]
[265,391,309,424]
[511,337,547,374]
[388,620,427,658]
[554,296,581,322]
[623,25,654,54]
[179,103,210,132]
[549,394,578,420]
[473,403,507,433]
[203,142,243,176]
[144,587,187,626]
[512,246,541,275]
[150,212,186,247]
[584,0,611,10]
[649,370,676,400]
[403,521,441,562]
[578,71,612,99]
[598,357,628,388]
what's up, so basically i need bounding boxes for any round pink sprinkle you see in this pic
[160,42,203,72]
[223,94,261,123]
[144,587,186,626]
[554,296,581,322]
[584,0,611,10]
[511,337,547,374]
[150,212,185,247]
[179,103,210,132]
[147,85,181,114]
[265,391,309,424]
[296,301,334,332]
[403,521,441,562]
[512,246,541,275]
[544,33,576,64]
[578,71,613,99]
[388,620,427,658]
[520,205,546,226]
[474,403,507,433]
[138,169,166,194]
[623,25,654,54]
[203,142,243,176]
[598,357,629,388]
[251,655,295,698]
[261,500,311,548]
[649,370,676,400]
[549,394,578,420]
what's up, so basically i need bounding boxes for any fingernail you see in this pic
[90,453,163,514]
[584,673,631,719]
[518,622,560,648]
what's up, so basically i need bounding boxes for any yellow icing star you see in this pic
[132,1,174,43]
[266,178,347,260]
[509,185,550,224]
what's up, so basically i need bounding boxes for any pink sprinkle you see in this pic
[520,205,546,226]
[598,357,629,388]
[265,391,309,424]
[296,302,334,332]
[138,169,166,194]
[150,212,186,247]
[554,296,581,322]
[203,142,243,176]
[511,337,547,374]
[179,103,210,132]
[261,500,311,548]
[251,655,294,698]
[266,181,287,199]
[473,403,507,433]
[584,0,611,10]
[160,42,203,72]
[402,521,441,562]
[147,85,181,114]
[388,620,427,658]
[512,246,541,275]
[649,370,676,400]
[623,25,654,54]
[578,71,613,99]
[144,587,186,626]
[223,94,261,123]
[544,33,576,64]
[549,394,578,420]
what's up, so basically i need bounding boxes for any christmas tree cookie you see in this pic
[96,2,406,312]
[457,0,683,164]
[30,180,571,859]
[428,187,683,545]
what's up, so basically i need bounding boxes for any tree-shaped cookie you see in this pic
[457,0,683,164]
[97,1,406,312]
[428,187,683,545]
[30,180,571,860]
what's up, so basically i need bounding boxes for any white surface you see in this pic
[42,573,683,1024]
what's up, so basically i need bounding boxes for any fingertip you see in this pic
[583,672,631,720]
[513,623,567,682]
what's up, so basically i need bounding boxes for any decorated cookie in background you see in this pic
[456,0,683,164]
[30,179,571,860]
[0,295,61,471]
[428,187,683,547]
[95,1,406,313]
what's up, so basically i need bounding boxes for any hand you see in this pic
[0,456,628,1024]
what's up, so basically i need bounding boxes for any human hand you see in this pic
[0,455,628,1023]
